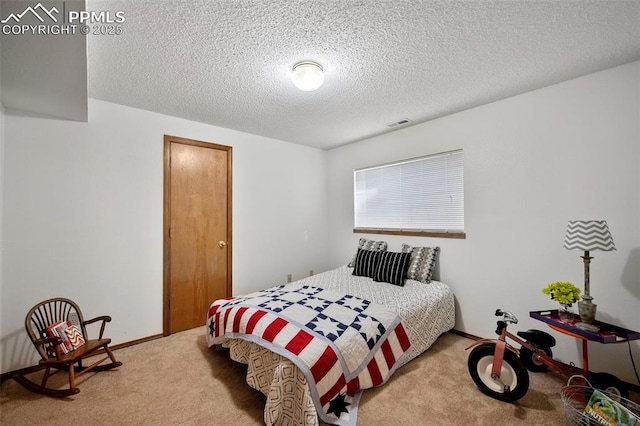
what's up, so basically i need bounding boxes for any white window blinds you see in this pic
[354,150,464,232]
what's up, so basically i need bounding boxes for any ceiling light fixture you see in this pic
[291,61,324,91]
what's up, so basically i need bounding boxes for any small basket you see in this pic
[561,375,640,426]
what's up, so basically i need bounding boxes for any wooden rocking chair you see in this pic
[14,297,122,397]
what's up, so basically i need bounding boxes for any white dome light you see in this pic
[291,61,324,91]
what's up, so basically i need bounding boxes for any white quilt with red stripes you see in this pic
[206,282,412,426]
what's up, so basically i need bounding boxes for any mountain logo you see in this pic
[1,3,59,24]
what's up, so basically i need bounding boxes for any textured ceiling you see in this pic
[87,0,640,150]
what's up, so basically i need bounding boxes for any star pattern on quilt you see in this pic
[351,313,386,348]
[327,393,350,418]
[298,285,322,296]
[208,319,215,337]
[307,314,346,340]
[353,315,380,341]
[336,295,369,312]
[298,296,330,312]
[259,298,292,312]
[264,286,289,297]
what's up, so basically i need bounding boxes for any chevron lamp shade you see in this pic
[563,220,616,252]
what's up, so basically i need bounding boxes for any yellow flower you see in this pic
[541,281,581,306]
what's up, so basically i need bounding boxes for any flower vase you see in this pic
[558,304,574,322]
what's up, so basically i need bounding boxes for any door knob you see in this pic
[218,241,227,248]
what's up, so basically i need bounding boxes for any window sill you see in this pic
[353,228,466,239]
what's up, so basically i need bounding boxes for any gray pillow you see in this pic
[401,244,440,283]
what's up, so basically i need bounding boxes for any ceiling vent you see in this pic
[386,118,412,128]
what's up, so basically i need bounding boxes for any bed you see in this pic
[206,246,455,426]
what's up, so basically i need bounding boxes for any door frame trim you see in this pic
[163,135,233,336]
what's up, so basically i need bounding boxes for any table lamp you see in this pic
[562,220,615,331]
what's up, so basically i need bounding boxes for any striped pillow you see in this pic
[352,248,382,278]
[401,244,440,283]
[347,238,388,267]
[373,251,412,286]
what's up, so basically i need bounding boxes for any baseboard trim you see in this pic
[109,333,164,351]
[449,328,481,341]
[0,333,164,384]
[0,364,48,384]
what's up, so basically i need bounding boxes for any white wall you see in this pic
[327,61,640,383]
[1,99,329,373]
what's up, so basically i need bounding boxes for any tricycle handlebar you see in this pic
[495,309,518,324]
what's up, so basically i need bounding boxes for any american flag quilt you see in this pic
[206,282,412,426]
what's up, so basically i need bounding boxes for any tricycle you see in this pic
[466,309,629,402]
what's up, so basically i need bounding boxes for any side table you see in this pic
[530,309,640,377]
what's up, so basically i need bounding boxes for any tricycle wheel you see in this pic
[589,372,629,400]
[468,343,529,402]
[519,345,552,372]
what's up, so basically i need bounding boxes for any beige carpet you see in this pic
[0,328,608,425]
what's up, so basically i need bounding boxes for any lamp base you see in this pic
[578,295,597,324]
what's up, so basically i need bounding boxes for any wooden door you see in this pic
[163,135,232,335]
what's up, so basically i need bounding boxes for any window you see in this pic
[354,150,464,238]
